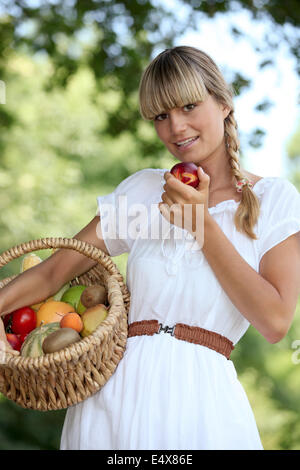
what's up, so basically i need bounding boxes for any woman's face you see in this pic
[153,94,230,165]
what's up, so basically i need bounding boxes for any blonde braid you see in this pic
[224,112,260,240]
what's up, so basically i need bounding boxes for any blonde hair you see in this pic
[139,46,260,240]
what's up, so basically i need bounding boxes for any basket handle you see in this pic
[0,237,122,277]
[0,238,130,309]
[0,237,129,365]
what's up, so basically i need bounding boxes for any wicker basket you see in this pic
[0,237,130,411]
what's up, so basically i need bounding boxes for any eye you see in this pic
[183,103,196,111]
[154,113,168,121]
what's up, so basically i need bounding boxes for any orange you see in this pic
[36,301,76,327]
[31,296,54,312]
[60,312,83,333]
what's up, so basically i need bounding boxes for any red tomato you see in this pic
[19,332,28,344]
[6,333,22,351]
[11,307,37,336]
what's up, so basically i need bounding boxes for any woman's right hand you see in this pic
[0,316,7,343]
[0,317,19,389]
[0,317,19,357]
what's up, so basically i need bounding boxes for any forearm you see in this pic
[0,264,53,316]
[197,214,285,343]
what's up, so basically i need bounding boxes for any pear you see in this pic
[53,283,70,301]
[81,304,108,338]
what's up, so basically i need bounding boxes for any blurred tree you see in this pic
[0,51,174,277]
[287,117,300,189]
[231,299,300,450]
[0,0,299,157]
[0,397,65,450]
[0,0,300,451]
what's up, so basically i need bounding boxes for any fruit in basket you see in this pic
[6,333,22,352]
[10,306,37,336]
[3,313,13,331]
[81,304,108,338]
[20,322,61,357]
[36,301,76,327]
[52,283,70,301]
[19,332,28,344]
[30,283,70,312]
[21,253,43,272]
[80,285,108,309]
[42,328,81,354]
[60,312,83,333]
[30,297,54,312]
[61,285,87,314]
[170,162,199,188]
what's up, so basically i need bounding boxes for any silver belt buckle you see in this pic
[157,323,175,336]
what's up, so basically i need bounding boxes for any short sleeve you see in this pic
[258,178,300,260]
[96,168,162,257]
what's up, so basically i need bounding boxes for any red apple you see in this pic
[6,333,22,352]
[170,162,199,188]
[11,306,36,336]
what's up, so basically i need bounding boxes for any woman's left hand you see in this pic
[158,166,210,236]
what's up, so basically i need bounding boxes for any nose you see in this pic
[168,113,187,138]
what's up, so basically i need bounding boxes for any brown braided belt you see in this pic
[128,320,234,360]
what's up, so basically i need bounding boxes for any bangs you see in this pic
[139,51,208,120]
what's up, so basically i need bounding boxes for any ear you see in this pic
[222,106,231,120]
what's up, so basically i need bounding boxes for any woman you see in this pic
[1,46,300,450]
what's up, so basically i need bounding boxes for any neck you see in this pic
[199,149,237,193]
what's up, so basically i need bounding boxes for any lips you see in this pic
[175,136,199,151]
[175,136,199,147]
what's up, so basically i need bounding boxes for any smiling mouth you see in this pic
[175,136,199,149]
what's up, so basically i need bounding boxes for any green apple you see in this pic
[77,300,87,315]
[61,285,87,315]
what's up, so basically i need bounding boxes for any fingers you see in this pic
[0,318,16,355]
[161,190,173,206]
[197,166,210,190]
[163,171,173,181]
[163,178,191,203]
[158,201,185,229]
[158,201,171,224]
[0,318,6,342]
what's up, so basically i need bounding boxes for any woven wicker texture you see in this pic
[0,238,130,411]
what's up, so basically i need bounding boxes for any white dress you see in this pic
[60,168,300,450]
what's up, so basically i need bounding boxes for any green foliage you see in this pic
[0,398,65,450]
[1,0,300,150]
[0,2,299,450]
[232,299,300,449]
[287,117,300,190]
[0,51,173,266]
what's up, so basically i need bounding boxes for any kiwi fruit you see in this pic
[42,328,81,354]
[80,285,108,308]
